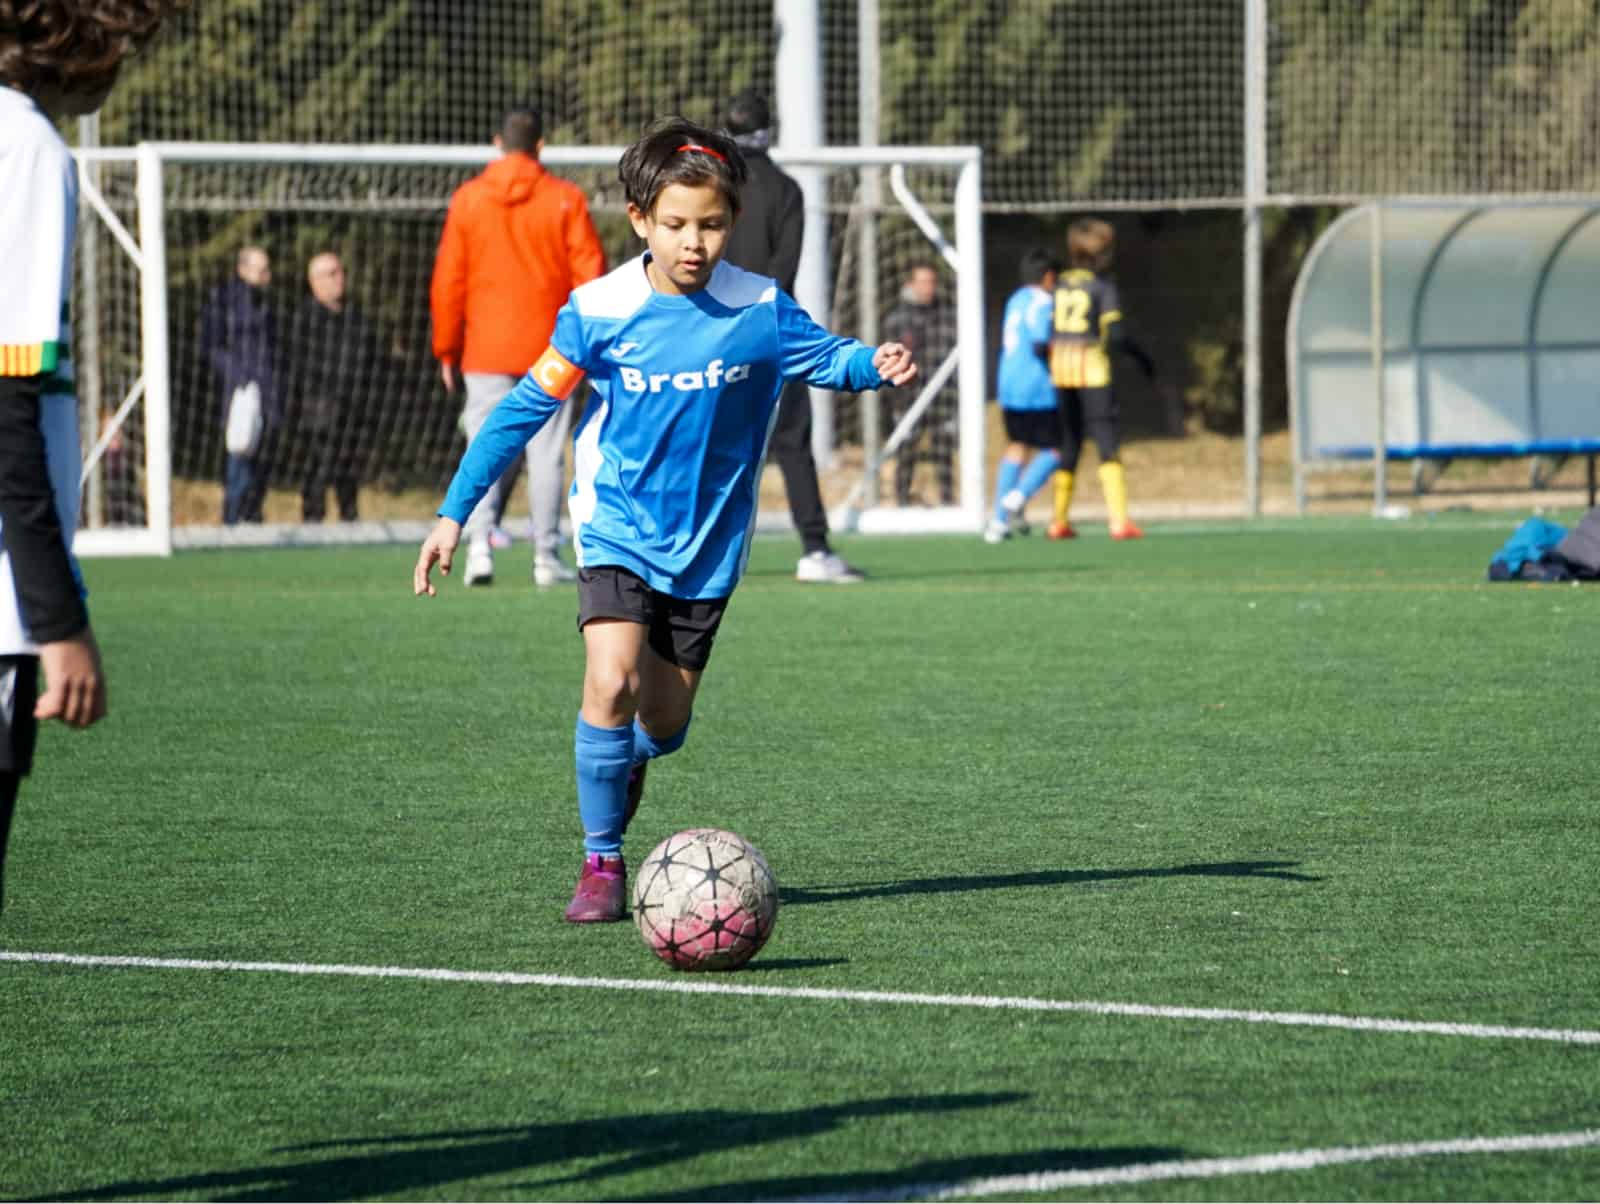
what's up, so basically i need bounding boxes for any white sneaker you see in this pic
[1001,490,1031,536]
[983,518,1010,544]
[533,551,577,586]
[795,550,865,584]
[463,540,494,586]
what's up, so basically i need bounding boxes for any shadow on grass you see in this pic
[642,1142,1189,1202]
[782,859,1321,907]
[739,956,850,972]
[37,1093,1025,1203]
[740,561,1093,584]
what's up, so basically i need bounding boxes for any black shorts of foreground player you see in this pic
[413,117,916,924]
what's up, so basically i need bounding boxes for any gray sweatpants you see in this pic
[460,372,577,556]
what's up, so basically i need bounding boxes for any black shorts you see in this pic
[1002,407,1063,449]
[577,567,729,671]
[0,656,39,776]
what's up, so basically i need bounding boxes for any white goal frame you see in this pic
[71,142,986,557]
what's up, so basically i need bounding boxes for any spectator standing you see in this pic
[881,262,959,506]
[286,251,380,522]
[199,245,279,525]
[0,0,178,910]
[430,106,605,587]
[719,90,863,584]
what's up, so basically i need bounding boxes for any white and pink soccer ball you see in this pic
[633,827,778,971]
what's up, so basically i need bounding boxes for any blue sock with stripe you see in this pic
[993,458,1022,522]
[1017,450,1062,504]
[575,716,633,855]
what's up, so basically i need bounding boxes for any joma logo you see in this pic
[618,359,752,393]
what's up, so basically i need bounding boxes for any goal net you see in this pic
[76,2,1600,538]
[71,143,984,555]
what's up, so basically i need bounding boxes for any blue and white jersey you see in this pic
[440,254,883,599]
[995,284,1055,412]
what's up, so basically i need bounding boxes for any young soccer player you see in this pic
[0,0,179,912]
[986,248,1064,543]
[413,117,916,923]
[1048,218,1155,541]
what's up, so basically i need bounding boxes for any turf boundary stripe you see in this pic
[4,950,1599,1045]
[801,1130,1600,1201]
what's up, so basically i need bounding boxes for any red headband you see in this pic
[676,143,727,162]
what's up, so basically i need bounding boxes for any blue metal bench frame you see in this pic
[1315,441,1600,506]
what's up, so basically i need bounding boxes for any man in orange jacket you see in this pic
[430,106,605,587]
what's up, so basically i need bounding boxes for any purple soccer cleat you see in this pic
[563,853,627,923]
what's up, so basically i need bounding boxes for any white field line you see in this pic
[4,950,1600,1045]
[803,1129,1600,1201]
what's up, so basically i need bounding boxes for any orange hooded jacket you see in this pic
[430,152,606,376]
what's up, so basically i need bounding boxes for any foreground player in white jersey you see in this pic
[414,117,916,922]
[0,0,178,912]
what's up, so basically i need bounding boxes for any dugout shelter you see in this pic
[1289,203,1600,512]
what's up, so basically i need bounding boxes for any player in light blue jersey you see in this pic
[985,249,1063,544]
[414,117,916,923]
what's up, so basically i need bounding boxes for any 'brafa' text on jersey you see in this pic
[440,255,882,599]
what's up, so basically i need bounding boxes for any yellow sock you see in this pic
[1098,461,1129,528]
[1052,470,1075,526]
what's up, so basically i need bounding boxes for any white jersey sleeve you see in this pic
[0,91,76,387]
[0,89,85,656]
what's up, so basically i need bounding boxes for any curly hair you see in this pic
[0,0,181,97]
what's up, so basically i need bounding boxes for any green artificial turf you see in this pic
[2,515,1597,1201]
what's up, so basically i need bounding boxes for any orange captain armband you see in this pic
[530,345,584,401]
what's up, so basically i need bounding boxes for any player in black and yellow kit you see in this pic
[1047,218,1154,540]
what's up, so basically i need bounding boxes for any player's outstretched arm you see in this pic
[413,517,462,597]
[873,342,918,388]
[36,628,107,728]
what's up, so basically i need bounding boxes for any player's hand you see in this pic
[874,342,917,387]
[439,360,459,394]
[36,627,107,729]
[413,517,462,597]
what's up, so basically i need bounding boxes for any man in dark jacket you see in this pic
[285,252,380,522]
[882,262,959,505]
[198,246,280,524]
[720,91,863,584]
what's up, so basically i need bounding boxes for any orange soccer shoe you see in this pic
[1046,521,1078,541]
[1109,520,1145,541]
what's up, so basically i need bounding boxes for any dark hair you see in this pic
[619,117,748,218]
[499,106,543,153]
[722,89,770,136]
[1067,218,1115,271]
[0,0,179,97]
[1018,248,1062,285]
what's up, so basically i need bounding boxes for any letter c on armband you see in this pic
[532,346,584,401]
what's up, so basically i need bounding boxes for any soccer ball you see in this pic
[633,827,778,971]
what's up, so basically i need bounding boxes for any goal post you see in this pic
[71,141,985,558]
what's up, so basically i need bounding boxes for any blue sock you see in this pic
[1017,450,1061,504]
[633,715,690,767]
[575,716,633,856]
[993,459,1022,522]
